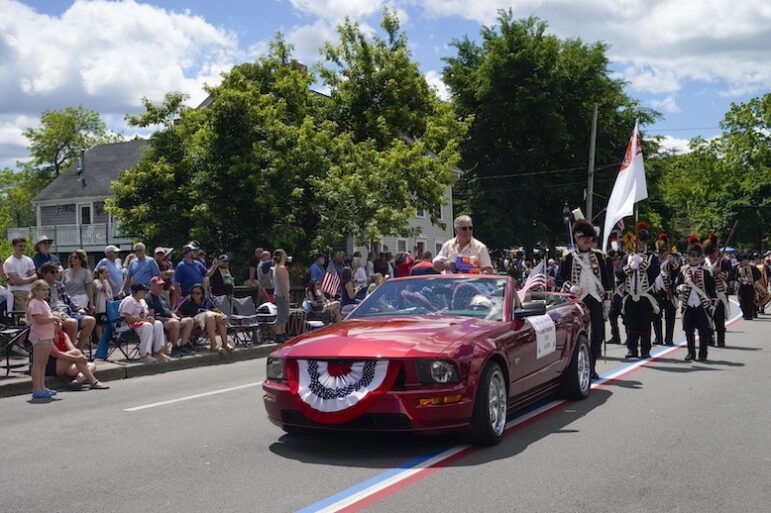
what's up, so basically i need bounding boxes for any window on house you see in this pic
[415,208,425,218]
[436,243,443,256]
[80,205,91,225]
[397,240,407,253]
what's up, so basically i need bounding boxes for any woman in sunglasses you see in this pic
[433,215,493,274]
[175,283,233,353]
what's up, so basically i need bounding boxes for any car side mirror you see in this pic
[514,301,546,320]
[340,304,357,317]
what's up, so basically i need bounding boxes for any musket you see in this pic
[719,220,739,261]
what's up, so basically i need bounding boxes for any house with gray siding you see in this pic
[6,139,147,254]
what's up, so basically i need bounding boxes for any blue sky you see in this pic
[1,0,769,166]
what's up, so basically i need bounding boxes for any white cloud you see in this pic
[0,0,250,164]
[286,19,337,64]
[288,0,385,21]
[657,135,691,154]
[650,95,681,114]
[425,70,450,101]
[415,0,771,97]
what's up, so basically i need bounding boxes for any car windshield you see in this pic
[348,277,508,321]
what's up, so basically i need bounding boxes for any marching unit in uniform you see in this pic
[733,253,760,320]
[754,253,770,316]
[617,223,660,359]
[557,220,613,380]
[653,233,678,346]
[703,232,731,347]
[606,248,625,345]
[675,240,717,361]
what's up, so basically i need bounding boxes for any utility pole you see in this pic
[586,103,598,221]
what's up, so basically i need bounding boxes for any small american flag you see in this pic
[518,260,547,302]
[320,267,341,297]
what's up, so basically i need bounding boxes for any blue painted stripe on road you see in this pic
[298,299,743,512]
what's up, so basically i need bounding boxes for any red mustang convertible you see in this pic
[262,274,591,445]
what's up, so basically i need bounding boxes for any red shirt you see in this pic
[396,254,415,278]
[54,330,68,352]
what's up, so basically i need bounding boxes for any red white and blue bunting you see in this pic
[287,359,398,424]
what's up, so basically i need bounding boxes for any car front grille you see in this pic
[281,410,412,430]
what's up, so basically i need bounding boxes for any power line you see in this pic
[644,126,720,132]
[472,161,621,180]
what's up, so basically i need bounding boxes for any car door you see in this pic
[519,306,565,387]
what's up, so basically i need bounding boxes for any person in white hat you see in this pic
[32,234,61,272]
[93,245,125,298]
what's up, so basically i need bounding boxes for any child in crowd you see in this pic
[93,266,113,341]
[27,279,61,399]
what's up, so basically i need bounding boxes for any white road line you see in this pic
[124,382,263,412]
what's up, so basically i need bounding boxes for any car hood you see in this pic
[273,316,496,360]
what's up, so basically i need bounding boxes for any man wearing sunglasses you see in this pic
[433,215,493,274]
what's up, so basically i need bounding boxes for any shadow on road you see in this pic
[642,364,721,373]
[601,378,643,389]
[720,345,762,351]
[268,389,612,469]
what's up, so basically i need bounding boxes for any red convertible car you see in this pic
[262,274,591,445]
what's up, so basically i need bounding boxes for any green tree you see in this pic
[23,105,120,176]
[661,93,771,249]
[443,13,657,252]
[316,8,468,244]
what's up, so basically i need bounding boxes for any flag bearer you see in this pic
[557,219,613,380]
[675,240,717,361]
[617,223,660,359]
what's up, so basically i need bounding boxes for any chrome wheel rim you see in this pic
[488,368,507,436]
[577,341,590,393]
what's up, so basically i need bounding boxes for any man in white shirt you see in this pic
[433,215,493,274]
[3,238,37,312]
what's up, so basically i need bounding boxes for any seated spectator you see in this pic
[146,276,194,355]
[49,328,109,390]
[410,251,440,276]
[63,250,93,310]
[118,283,169,363]
[0,264,13,316]
[93,266,114,341]
[174,245,214,302]
[153,246,176,305]
[40,262,96,350]
[305,280,342,323]
[367,273,385,296]
[176,283,233,353]
[210,254,235,297]
[123,242,160,293]
[94,245,125,298]
[32,235,62,272]
[3,237,37,312]
[340,267,365,308]
[309,252,326,283]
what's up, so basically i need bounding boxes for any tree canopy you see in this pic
[23,105,120,176]
[109,10,467,260]
[443,13,657,252]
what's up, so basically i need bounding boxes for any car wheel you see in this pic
[558,333,591,400]
[467,361,507,446]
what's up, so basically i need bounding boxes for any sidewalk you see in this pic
[0,342,278,398]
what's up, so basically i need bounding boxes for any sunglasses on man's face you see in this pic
[458,226,473,232]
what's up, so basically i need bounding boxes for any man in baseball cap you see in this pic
[94,245,125,298]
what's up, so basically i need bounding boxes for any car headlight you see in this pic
[266,357,286,381]
[415,360,459,384]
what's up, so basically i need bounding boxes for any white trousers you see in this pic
[0,287,13,314]
[135,320,165,356]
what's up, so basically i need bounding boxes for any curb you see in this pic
[0,343,278,399]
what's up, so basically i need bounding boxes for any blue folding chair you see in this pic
[95,300,138,360]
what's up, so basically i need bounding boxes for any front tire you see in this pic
[467,361,507,446]
[558,334,591,400]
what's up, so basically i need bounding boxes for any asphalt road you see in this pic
[2,302,770,513]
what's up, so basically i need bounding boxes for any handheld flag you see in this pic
[602,119,648,251]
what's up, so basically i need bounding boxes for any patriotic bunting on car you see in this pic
[287,359,399,424]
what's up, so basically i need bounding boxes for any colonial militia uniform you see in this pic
[733,254,760,320]
[617,223,660,359]
[675,241,717,361]
[557,220,613,379]
[754,253,770,316]
[653,234,678,346]
[606,249,625,345]
[703,233,732,347]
